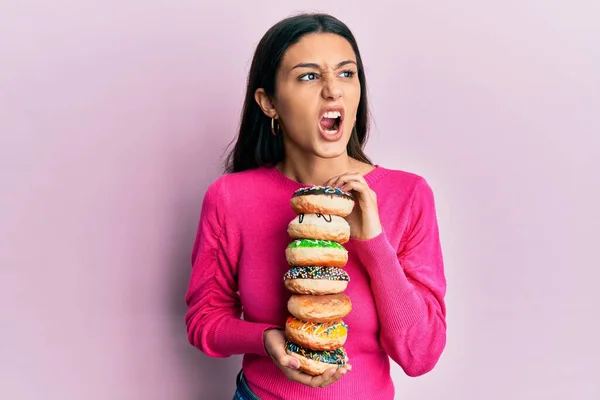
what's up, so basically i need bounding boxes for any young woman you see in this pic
[184,13,447,400]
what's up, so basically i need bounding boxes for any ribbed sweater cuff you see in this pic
[213,318,281,357]
[350,231,428,330]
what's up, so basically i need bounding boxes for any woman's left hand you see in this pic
[324,172,382,240]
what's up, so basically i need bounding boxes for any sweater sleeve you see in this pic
[184,178,279,358]
[350,177,447,377]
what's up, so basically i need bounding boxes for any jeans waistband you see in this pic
[235,370,261,400]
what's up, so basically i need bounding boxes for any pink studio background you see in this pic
[1,1,599,399]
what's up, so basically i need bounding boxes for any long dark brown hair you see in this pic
[223,13,373,173]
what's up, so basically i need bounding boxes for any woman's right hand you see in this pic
[263,328,351,388]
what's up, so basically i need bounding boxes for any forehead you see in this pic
[281,32,356,67]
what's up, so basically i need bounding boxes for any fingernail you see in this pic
[290,360,299,369]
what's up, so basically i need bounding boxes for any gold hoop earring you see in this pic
[271,117,280,136]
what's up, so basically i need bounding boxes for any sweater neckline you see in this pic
[263,163,389,191]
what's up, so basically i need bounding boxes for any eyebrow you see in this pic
[290,60,357,71]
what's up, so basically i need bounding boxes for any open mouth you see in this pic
[319,110,342,134]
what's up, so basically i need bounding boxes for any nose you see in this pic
[321,75,342,100]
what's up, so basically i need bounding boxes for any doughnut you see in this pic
[290,186,355,217]
[283,266,349,295]
[287,213,350,244]
[285,341,348,376]
[285,239,348,267]
[287,293,352,322]
[285,316,348,351]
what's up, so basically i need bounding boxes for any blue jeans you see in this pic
[233,370,260,400]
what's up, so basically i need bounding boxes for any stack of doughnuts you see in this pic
[283,186,354,376]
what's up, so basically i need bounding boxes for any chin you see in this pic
[314,142,350,159]
[291,129,351,159]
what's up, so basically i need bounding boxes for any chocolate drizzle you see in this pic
[316,213,332,222]
[292,185,354,200]
[298,213,332,223]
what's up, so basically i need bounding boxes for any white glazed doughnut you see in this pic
[287,213,350,244]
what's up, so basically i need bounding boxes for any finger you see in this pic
[307,367,338,388]
[288,364,352,387]
[323,175,343,188]
[338,180,370,195]
[333,175,366,190]
[319,366,349,388]
[335,173,366,186]
[284,368,321,385]
[267,336,301,370]
[279,354,300,370]
[286,367,333,387]
[324,172,361,188]
[318,365,351,388]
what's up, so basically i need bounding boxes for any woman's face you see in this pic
[256,32,361,159]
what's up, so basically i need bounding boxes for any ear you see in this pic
[254,88,278,119]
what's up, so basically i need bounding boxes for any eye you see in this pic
[299,73,319,81]
[339,70,356,78]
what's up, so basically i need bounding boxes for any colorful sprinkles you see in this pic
[287,316,348,338]
[285,184,354,370]
[286,341,348,365]
[283,266,350,282]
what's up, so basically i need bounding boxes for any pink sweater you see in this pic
[184,165,447,399]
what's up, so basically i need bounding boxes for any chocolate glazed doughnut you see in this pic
[283,266,350,295]
[290,186,355,217]
[287,213,351,244]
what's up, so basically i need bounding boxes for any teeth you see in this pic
[323,111,341,119]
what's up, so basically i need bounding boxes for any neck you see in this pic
[277,152,356,186]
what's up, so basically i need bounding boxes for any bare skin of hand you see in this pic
[263,329,352,388]
[324,172,382,240]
